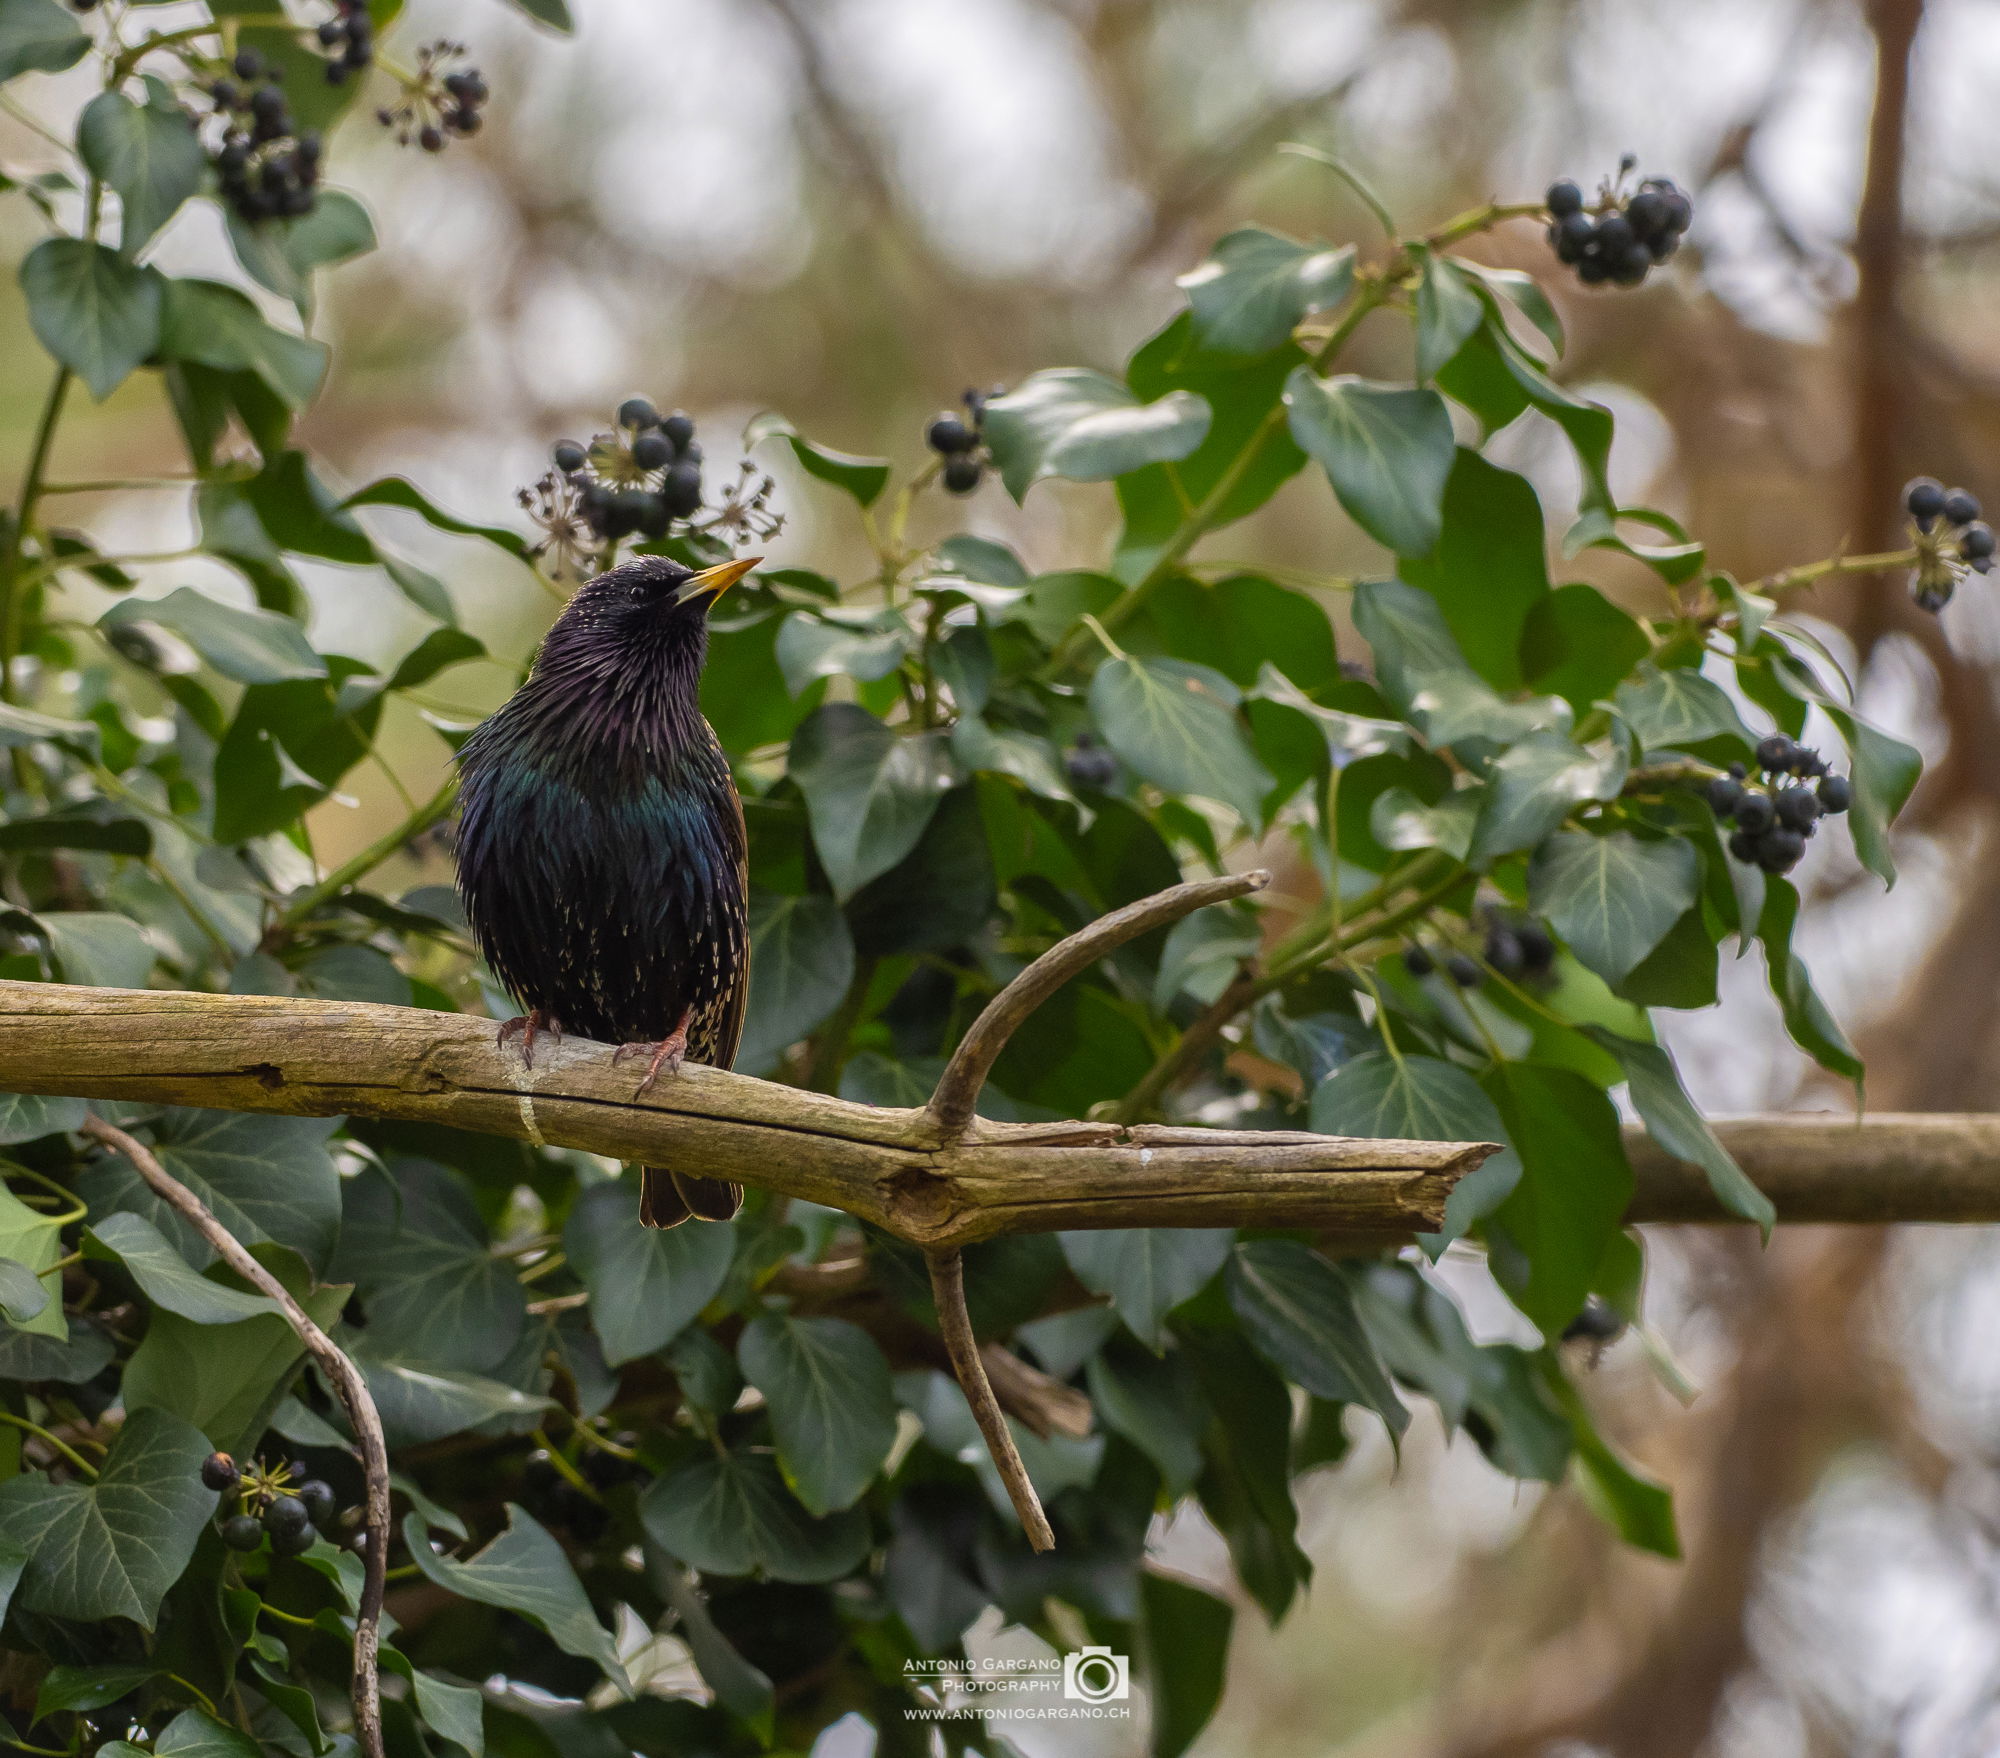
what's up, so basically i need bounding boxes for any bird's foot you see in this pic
[497,1009,561,1070]
[615,1009,691,1098]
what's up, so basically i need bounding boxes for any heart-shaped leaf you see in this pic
[787,705,956,898]
[738,1314,897,1515]
[20,239,163,402]
[77,90,204,258]
[1177,228,1355,356]
[1089,653,1272,828]
[1284,371,1455,556]
[565,1181,735,1366]
[983,369,1210,501]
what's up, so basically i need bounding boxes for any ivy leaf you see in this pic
[738,1314,898,1515]
[1468,732,1628,866]
[225,191,376,312]
[357,1355,551,1449]
[1142,1571,1234,1758]
[153,1709,260,1758]
[20,239,163,401]
[35,910,154,989]
[1398,449,1550,690]
[774,607,911,694]
[0,1407,213,1628]
[403,1507,628,1687]
[1438,317,1614,515]
[1057,1229,1233,1351]
[787,705,957,899]
[0,1093,85,1144]
[377,1650,486,1758]
[983,368,1211,501]
[1089,653,1273,828]
[1283,371,1455,557]
[87,1212,274,1325]
[736,891,856,1076]
[744,411,890,508]
[77,90,204,257]
[0,0,88,84]
[34,1664,162,1722]
[158,279,327,409]
[1613,663,1752,752]
[1528,830,1701,986]
[1412,251,1487,381]
[1756,877,1862,1084]
[79,1109,342,1278]
[564,1182,735,1366]
[1487,1063,1634,1337]
[0,1258,48,1327]
[1084,1339,1204,1496]
[100,588,325,685]
[1176,227,1355,356]
[500,0,572,31]
[0,1185,63,1339]
[639,1449,871,1583]
[1225,1240,1406,1432]
[1587,1028,1773,1235]
[342,476,532,562]
[1821,705,1921,887]
[1521,584,1651,713]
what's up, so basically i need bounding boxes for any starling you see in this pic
[454,553,760,1227]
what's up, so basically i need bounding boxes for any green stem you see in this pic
[1756,546,1918,596]
[276,774,459,928]
[0,1410,99,1478]
[0,366,73,705]
[803,956,877,1093]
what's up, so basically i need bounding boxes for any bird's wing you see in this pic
[711,780,750,1071]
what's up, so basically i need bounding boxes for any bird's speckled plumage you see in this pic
[454,554,750,1226]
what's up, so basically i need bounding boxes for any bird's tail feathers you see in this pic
[639,1167,743,1228]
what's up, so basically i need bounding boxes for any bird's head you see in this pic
[541,553,761,676]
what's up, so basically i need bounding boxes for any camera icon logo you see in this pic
[1062,1646,1131,1703]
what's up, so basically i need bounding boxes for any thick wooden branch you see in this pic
[0,981,1483,1247]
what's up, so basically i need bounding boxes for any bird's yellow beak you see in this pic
[676,555,761,605]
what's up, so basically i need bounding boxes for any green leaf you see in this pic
[1613,663,1752,752]
[80,1109,342,1277]
[0,1093,85,1144]
[736,891,856,1075]
[950,717,1078,810]
[0,701,98,755]
[0,815,150,857]
[738,1313,898,1515]
[1142,1571,1234,1758]
[245,450,373,564]
[744,411,890,508]
[101,588,325,685]
[1369,784,1479,860]
[403,1506,628,1687]
[1468,732,1627,866]
[1528,830,1701,986]
[1310,1050,1518,1241]
[1398,450,1549,689]
[564,1181,735,1366]
[342,476,532,562]
[37,910,154,989]
[983,368,1211,501]
[1085,1339,1204,1496]
[1822,705,1921,886]
[34,1664,161,1723]
[77,90,204,257]
[1412,251,1487,381]
[158,279,327,409]
[1140,572,1342,694]
[388,626,483,691]
[1225,1240,1406,1432]
[1176,227,1355,356]
[20,239,163,402]
[1057,1229,1233,1351]
[1283,371,1455,556]
[0,0,88,84]
[0,1407,213,1629]
[154,1709,261,1758]
[88,1212,274,1324]
[1548,1367,1679,1556]
[639,1449,870,1583]
[501,0,571,29]
[225,191,375,311]
[329,1160,525,1372]
[774,606,910,693]
[1521,584,1652,712]
[1756,877,1861,1083]
[1089,653,1272,827]
[357,1354,551,1449]
[380,1652,485,1758]
[1487,1064,1634,1337]
[1437,318,1614,515]
[0,1184,63,1339]
[1564,506,1707,586]
[787,705,956,899]
[1587,1028,1773,1235]
[0,1256,47,1326]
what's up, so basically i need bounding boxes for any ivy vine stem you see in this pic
[0,1409,99,1479]
[81,1114,390,1758]
[0,365,75,706]
[276,773,461,930]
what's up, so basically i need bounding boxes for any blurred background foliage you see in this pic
[1,0,1996,1754]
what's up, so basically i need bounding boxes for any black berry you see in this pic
[632,430,672,471]
[1595,213,1634,255]
[233,47,264,80]
[661,412,695,451]
[552,440,586,475]
[1515,922,1555,973]
[1402,944,1434,977]
[660,462,702,519]
[634,491,671,540]
[1545,180,1583,217]
[263,1495,311,1538]
[927,415,975,455]
[1734,793,1775,835]
[297,1480,336,1526]
[1483,926,1524,978]
[942,456,983,495]
[222,1514,264,1552]
[1446,954,1483,988]
[1962,523,1994,560]
[1728,828,1759,863]
[1626,189,1668,238]
[1755,826,1806,872]
[1754,734,1797,773]
[1816,774,1851,814]
[200,1451,239,1493]
[270,1522,316,1558]
[1062,738,1118,791]
[1551,212,1594,264]
[1906,477,1946,525]
[1943,489,1982,527]
[617,397,660,431]
[1773,786,1822,831]
[1562,1296,1625,1343]
[1706,775,1744,817]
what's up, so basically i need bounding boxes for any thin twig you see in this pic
[926,870,1270,1136]
[80,1116,390,1758]
[928,1248,1054,1552]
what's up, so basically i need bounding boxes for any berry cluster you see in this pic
[1707,737,1850,875]
[1063,732,1117,791]
[204,53,321,224]
[1904,477,1993,613]
[925,389,998,496]
[202,1450,346,1558]
[1403,917,1554,989]
[375,40,488,151]
[1545,161,1692,288]
[314,1,374,85]
[520,397,781,582]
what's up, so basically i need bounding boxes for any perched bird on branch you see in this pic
[454,552,759,1227]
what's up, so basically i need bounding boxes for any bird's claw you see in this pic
[615,1010,691,1098]
[497,1010,560,1069]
